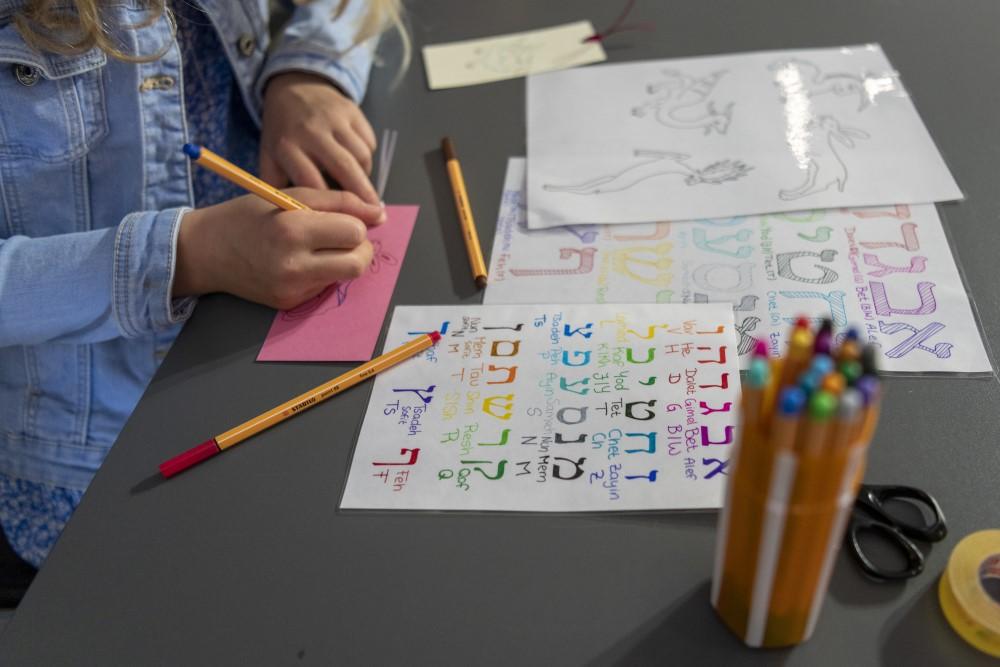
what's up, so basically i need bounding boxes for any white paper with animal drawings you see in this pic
[340,304,739,511]
[487,159,990,374]
[421,21,606,90]
[527,44,962,228]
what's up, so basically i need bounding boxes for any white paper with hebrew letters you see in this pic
[486,158,990,374]
[341,304,738,511]
[527,44,961,228]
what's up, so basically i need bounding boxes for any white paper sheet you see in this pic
[486,159,991,374]
[341,304,739,511]
[422,21,606,90]
[527,44,962,228]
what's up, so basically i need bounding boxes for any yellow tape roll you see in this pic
[938,530,1000,658]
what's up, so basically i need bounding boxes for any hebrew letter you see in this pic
[859,222,919,251]
[552,457,587,480]
[692,262,754,292]
[878,321,953,359]
[779,290,848,329]
[697,346,727,364]
[871,281,938,316]
[482,394,514,420]
[486,364,518,385]
[479,429,511,446]
[484,323,524,331]
[776,250,839,284]
[557,407,588,425]
[692,228,753,258]
[625,470,659,481]
[849,204,911,220]
[561,351,591,367]
[392,386,436,404]
[625,400,657,420]
[559,376,590,395]
[491,340,521,357]
[863,254,927,278]
[510,247,597,276]
[624,432,657,454]
[699,373,730,390]
[461,459,507,480]
[626,347,655,364]
[699,401,733,415]
[703,458,729,478]
[610,243,673,286]
[701,425,735,446]
[373,448,420,466]
[555,433,587,444]
[563,322,594,338]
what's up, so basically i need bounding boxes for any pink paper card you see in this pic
[257,205,419,362]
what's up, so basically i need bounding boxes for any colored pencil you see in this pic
[159,332,441,478]
[441,137,488,289]
[183,143,310,211]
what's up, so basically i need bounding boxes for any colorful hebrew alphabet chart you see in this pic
[527,44,961,228]
[486,159,990,373]
[340,304,739,511]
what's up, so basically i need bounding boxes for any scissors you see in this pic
[844,484,947,581]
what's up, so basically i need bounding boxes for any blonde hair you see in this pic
[15,0,408,67]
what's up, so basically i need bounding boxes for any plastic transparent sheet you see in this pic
[526,44,962,228]
[484,157,995,378]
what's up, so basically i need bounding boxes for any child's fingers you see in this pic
[334,128,374,175]
[312,135,379,205]
[286,189,385,226]
[299,214,368,250]
[259,150,289,188]
[310,239,375,282]
[352,115,377,153]
[277,144,327,190]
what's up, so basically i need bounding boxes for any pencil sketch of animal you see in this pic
[543,150,753,195]
[631,69,734,135]
[768,58,874,111]
[779,116,869,201]
[280,240,398,321]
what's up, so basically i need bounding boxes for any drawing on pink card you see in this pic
[257,205,419,362]
[278,240,398,321]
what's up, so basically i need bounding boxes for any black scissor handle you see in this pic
[846,517,925,581]
[855,484,947,543]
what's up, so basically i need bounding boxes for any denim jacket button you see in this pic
[13,63,40,86]
[237,33,256,57]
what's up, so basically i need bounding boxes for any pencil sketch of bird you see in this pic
[631,69,734,135]
[769,58,873,111]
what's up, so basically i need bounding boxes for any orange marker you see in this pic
[159,332,442,478]
[183,143,309,211]
[442,137,488,289]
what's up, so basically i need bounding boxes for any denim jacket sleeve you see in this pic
[0,208,196,347]
[255,0,377,104]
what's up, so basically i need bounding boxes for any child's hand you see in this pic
[259,72,379,205]
[173,188,385,310]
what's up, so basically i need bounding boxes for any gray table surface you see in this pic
[3,1,999,664]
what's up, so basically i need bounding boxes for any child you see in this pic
[0,0,405,568]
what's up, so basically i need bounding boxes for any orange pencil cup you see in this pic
[710,378,877,647]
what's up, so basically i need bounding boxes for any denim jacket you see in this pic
[0,0,373,490]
